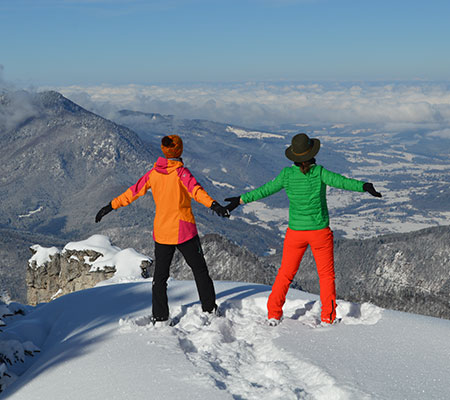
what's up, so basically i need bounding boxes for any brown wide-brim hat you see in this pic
[285,133,320,162]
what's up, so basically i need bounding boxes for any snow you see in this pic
[241,201,288,224]
[63,234,152,277]
[226,126,284,140]
[238,201,289,233]
[236,215,273,231]
[28,235,151,282]
[265,248,277,256]
[209,179,235,189]
[2,278,450,399]
[18,206,44,219]
[28,245,60,268]
[50,289,63,301]
[63,234,121,254]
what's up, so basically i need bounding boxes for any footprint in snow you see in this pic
[118,297,381,399]
[169,298,375,400]
[284,298,383,328]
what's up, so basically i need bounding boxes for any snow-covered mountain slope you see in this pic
[0,91,158,238]
[2,278,450,399]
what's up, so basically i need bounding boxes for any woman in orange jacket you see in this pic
[95,135,229,324]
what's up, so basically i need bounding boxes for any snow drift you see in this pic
[1,275,450,399]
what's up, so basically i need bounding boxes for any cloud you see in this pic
[0,91,40,132]
[52,82,450,131]
[428,128,450,139]
[0,68,40,131]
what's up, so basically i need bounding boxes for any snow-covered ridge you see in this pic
[30,234,152,277]
[28,245,60,268]
[63,234,152,277]
[2,279,450,399]
[27,235,153,305]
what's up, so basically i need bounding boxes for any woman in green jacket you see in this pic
[225,133,382,326]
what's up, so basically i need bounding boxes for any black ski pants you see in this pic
[152,235,216,320]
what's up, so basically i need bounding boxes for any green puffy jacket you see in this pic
[241,164,365,231]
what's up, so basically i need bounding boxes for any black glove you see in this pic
[363,183,382,198]
[95,203,113,223]
[210,201,230,218]
[224,196,241,213]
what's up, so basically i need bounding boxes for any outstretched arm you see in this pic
[321,167,382,197]
[111,169,153,209]
[320,167,365,192]
[225,170,285,213]
[95,169,153,223]
[240,169,286,204]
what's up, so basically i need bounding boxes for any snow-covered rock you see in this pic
[26,235,152,305]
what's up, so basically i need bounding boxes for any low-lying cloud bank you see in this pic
[53,82,450,133]
[1,66,40,132]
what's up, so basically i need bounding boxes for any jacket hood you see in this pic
[154,156,183,175]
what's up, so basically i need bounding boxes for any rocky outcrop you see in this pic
[26,236,153,305]
[27,249,112,305]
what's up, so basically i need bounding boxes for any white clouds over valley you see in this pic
[429,128,450,139]
[54,81,450,130]
[0,90,40,131]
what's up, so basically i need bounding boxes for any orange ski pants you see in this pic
[267,227,336,323]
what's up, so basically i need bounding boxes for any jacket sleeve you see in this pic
[111,169,153,209]
[320,167,365,192]
[177,167,214,208]
[241,169,285,204]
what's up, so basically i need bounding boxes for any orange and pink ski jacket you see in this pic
[111,157,214,245]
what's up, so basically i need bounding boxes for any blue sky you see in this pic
[1,0,449,86]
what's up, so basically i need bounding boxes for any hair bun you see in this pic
[162,136,174,147]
